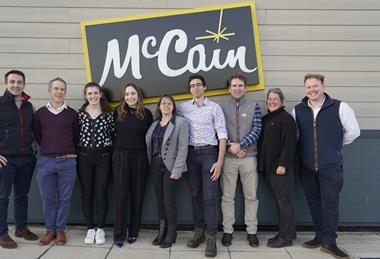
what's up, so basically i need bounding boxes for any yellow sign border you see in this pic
[80,1,264,104]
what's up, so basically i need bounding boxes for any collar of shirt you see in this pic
[307,95,325,119]
[46,102,67,115]
[192,97,209,107]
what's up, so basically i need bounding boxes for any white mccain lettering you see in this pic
[99,29,257,86]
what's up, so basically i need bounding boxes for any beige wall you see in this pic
[0,0,379,129]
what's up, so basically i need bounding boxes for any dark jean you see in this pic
[266,170,296,241]
[36,156,77,233]
[0,155,35,235]
[150,155,179,229]
[301,165,344,245]
[77,148,112,229]
[187,146,218,235]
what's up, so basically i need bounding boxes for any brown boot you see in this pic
[39,231,56,246]
[56,231,67,246]
[15,227,38,241]
[0,233,17,249]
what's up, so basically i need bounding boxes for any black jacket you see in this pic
[258,107,297,175]
[0,90,34,156]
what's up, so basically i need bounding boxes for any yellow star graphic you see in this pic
[195,9,235,43]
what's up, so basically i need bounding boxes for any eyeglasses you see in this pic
[190,83,204,88]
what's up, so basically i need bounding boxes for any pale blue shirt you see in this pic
[179,98,227,146]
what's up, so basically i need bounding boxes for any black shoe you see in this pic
[321,243,349,259]
[160,232,177,248]
[303,237,323,248]
[221,233,233,247]
[187,227,205,248]
[268,233,279,243]
[267,236,293,248]
[205,233,217,257]
[127,236,137,244]
[152,220,167,246]
[115,240,124,248]
[247,234,259,247]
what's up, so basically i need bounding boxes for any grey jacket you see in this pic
[146,115,189,178]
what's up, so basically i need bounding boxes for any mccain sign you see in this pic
[81,2,264,102]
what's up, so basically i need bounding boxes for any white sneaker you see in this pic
[95,228,106,245]
[84,229,96,244]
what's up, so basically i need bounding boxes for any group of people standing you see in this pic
[0,69,360,259]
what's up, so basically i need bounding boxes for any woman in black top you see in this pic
[113,83,153,248]
[77,82,114,245]
[258,88,297,248]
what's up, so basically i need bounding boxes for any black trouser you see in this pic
[112,149,148,241]
[266,170,296,241]
[77,148,112,229]
[150,155,179,229]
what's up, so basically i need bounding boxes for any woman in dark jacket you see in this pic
[258,88,297,248]
[113,83,153,248]
[145,94,189,248]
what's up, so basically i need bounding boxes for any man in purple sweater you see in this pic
[33,77,79,246]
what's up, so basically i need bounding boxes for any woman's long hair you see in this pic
[83,82,111,113]
[117,83,145,121]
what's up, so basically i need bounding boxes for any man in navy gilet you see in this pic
[292,73,360,259]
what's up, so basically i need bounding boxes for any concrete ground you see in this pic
[1,225,380,259]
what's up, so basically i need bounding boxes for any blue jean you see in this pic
[0,155,35,235]
[187,146,218,235]
[36,156,76,233]
[301,165,344,245]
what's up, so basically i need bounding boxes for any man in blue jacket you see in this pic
[293,73,360,259]
[0,70,38,249]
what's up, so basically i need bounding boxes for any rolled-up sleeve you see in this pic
[213,104,227,140]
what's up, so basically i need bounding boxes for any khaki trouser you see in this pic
[220,156,259,234]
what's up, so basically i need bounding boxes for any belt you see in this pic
[54,154,77,159]
[189,145,216,150]
[153,153,162,158]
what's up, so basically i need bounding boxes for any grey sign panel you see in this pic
[81,3,264,102]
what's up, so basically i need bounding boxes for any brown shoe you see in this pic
[321,243,350,259]
[15,227,38,241]
[56,231,67,246]
[0,233,17,249]
[39,231,56,246]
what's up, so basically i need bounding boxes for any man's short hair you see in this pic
[227,73,247,88]
[48,77,67,89]
[188,74,206,88]
[304,73,325,84]
[5,70,25,83]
